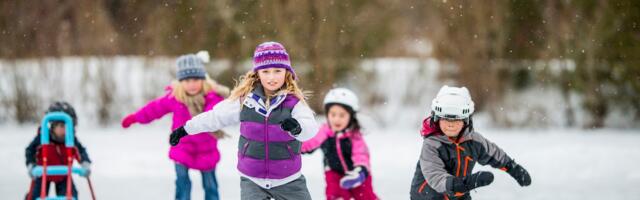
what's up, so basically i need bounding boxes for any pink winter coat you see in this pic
[132,86,224,171]
[301,123,372,172]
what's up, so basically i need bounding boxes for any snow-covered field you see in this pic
[1,120,639,199]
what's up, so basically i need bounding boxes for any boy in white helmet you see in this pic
[410,86,531,200]
[301,88,379,200]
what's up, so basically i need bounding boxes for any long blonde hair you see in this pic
[171,75,230,103]
[171,75,230,139]
[229,70,308,104]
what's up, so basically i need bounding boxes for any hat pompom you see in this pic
[196,50,210,63]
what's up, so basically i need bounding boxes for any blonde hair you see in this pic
[172,75,231,139]
[229,70,308,104]
[171,75,230,103]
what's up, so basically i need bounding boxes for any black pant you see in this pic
[29,178,78,200]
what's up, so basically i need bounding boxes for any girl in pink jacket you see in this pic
[302,88,379,200]
[121,51,229,200]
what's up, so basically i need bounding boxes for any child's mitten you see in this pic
[170,126,188,146]
[280,118,302,136]
[506,161,531,186]
[447,171,494,194]
[121,114,137,128]
[27,164,35,179]
[340,166,368,189]
[81,162,91,177]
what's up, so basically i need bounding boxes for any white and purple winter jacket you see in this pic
[184,85,318,189]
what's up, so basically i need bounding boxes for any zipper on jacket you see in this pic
[455,143,463,177]
[464,156,472,177]
[264,116,269,179]
[453,143,467,198]
[335,132,349,173]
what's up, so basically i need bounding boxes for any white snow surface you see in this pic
[1,120,639,199]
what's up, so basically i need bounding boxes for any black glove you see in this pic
[169,126,188,146]
[447,171,494,194]
[280,118,302,136]
[506,161,531,186]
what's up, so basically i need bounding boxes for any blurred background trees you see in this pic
[0,0,638,128]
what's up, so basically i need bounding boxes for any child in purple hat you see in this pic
[170,41,319,200]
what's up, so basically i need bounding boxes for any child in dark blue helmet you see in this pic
[25,101,91,200]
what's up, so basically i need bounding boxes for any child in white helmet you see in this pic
[410,86,531,200]
[301,88,379,200]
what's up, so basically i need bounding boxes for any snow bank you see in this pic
[0,57,636,128]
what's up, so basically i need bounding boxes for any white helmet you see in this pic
[431,85,475,120]
[323,88,360,112]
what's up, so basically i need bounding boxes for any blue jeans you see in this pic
[175,163,219,200]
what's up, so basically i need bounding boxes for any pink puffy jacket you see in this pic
[132,86,224,171]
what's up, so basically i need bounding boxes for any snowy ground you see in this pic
[1,121,639,200]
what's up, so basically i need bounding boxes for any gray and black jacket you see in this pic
[410,120,512,200]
